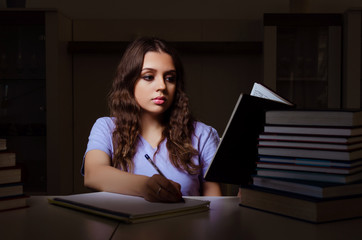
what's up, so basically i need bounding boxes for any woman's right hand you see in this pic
[143,174,183,202]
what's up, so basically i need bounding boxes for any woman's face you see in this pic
[134,51,177,117]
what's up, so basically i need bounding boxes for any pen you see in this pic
[144,154,166,177]
[144,154,185,202]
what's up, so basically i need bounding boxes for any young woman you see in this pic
[83,37,222,202]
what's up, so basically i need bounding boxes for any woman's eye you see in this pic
[142,75,154,81]
[165,75,176,82]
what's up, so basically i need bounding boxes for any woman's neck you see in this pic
[140,113,165,148]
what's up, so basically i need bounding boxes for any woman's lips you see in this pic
[152,96,166,105]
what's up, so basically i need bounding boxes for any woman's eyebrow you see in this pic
[141,68,176,73]
[141,68,155,71]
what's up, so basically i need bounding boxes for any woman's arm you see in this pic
[202,181,222,196]
[84,149,183,202]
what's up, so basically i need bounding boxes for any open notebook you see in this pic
[48,192,210,224]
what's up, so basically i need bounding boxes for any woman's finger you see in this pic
[145,175,183,202]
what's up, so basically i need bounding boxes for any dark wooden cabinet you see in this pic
[263,14,343,109]
[264,11,362,109]
[0,9,73,194]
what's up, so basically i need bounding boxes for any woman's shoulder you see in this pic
[92,117,116,131]
[94,116,115,124]
[192,121,220,153]
[193,121,219,138]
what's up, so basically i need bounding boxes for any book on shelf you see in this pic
[239,185,362,223]
[265,109,362,127]
[264,125,362,136]
[258,140,362,151]
[256,168,362,184]
[258,147,362,161]
[204,82,294,185]
[0,167,22,185]
[48,192,210,224]
[0,152,16,168]
[258,133,362,144]
[0,195,29,212]
[252,175,362,198]
[256,161,362,175]
[0,138,6,151]
[0,182,23,198]
[258,155,362,168]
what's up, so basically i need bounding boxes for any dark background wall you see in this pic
[3,0,361,194]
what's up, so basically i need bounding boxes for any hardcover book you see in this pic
[264,125,362,136]
[258,133,362,144]
[204,82,293,185]
[0,167,21,185]
[258,147,362,161]
[0,195,28,212]
[258,155,362,168]
[252,176,362,198]
[256,162,362,175]
[256,168,362,184]
[265,110,362,127]
[258,140,362,151]
[0,138,6,151]
[0,152,16,168]
[239,185,362,223]
[0,183,23,198]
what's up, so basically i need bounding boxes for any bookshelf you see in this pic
[343,9,362,109]
[263,13,343,109]
[0,9,73,195]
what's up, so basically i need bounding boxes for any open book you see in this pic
[250,82,293,106]
[48,192,210,224]
[204,82,294,185]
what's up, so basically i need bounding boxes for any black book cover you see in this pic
[204,93,293,185]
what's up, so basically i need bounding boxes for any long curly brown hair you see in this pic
[108,37,200,175]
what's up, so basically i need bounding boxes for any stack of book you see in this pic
[0,138,28,212]
[239,110,362,223]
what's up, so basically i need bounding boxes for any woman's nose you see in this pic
[155,76,166,90]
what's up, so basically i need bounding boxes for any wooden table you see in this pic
[1,196,362,240]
